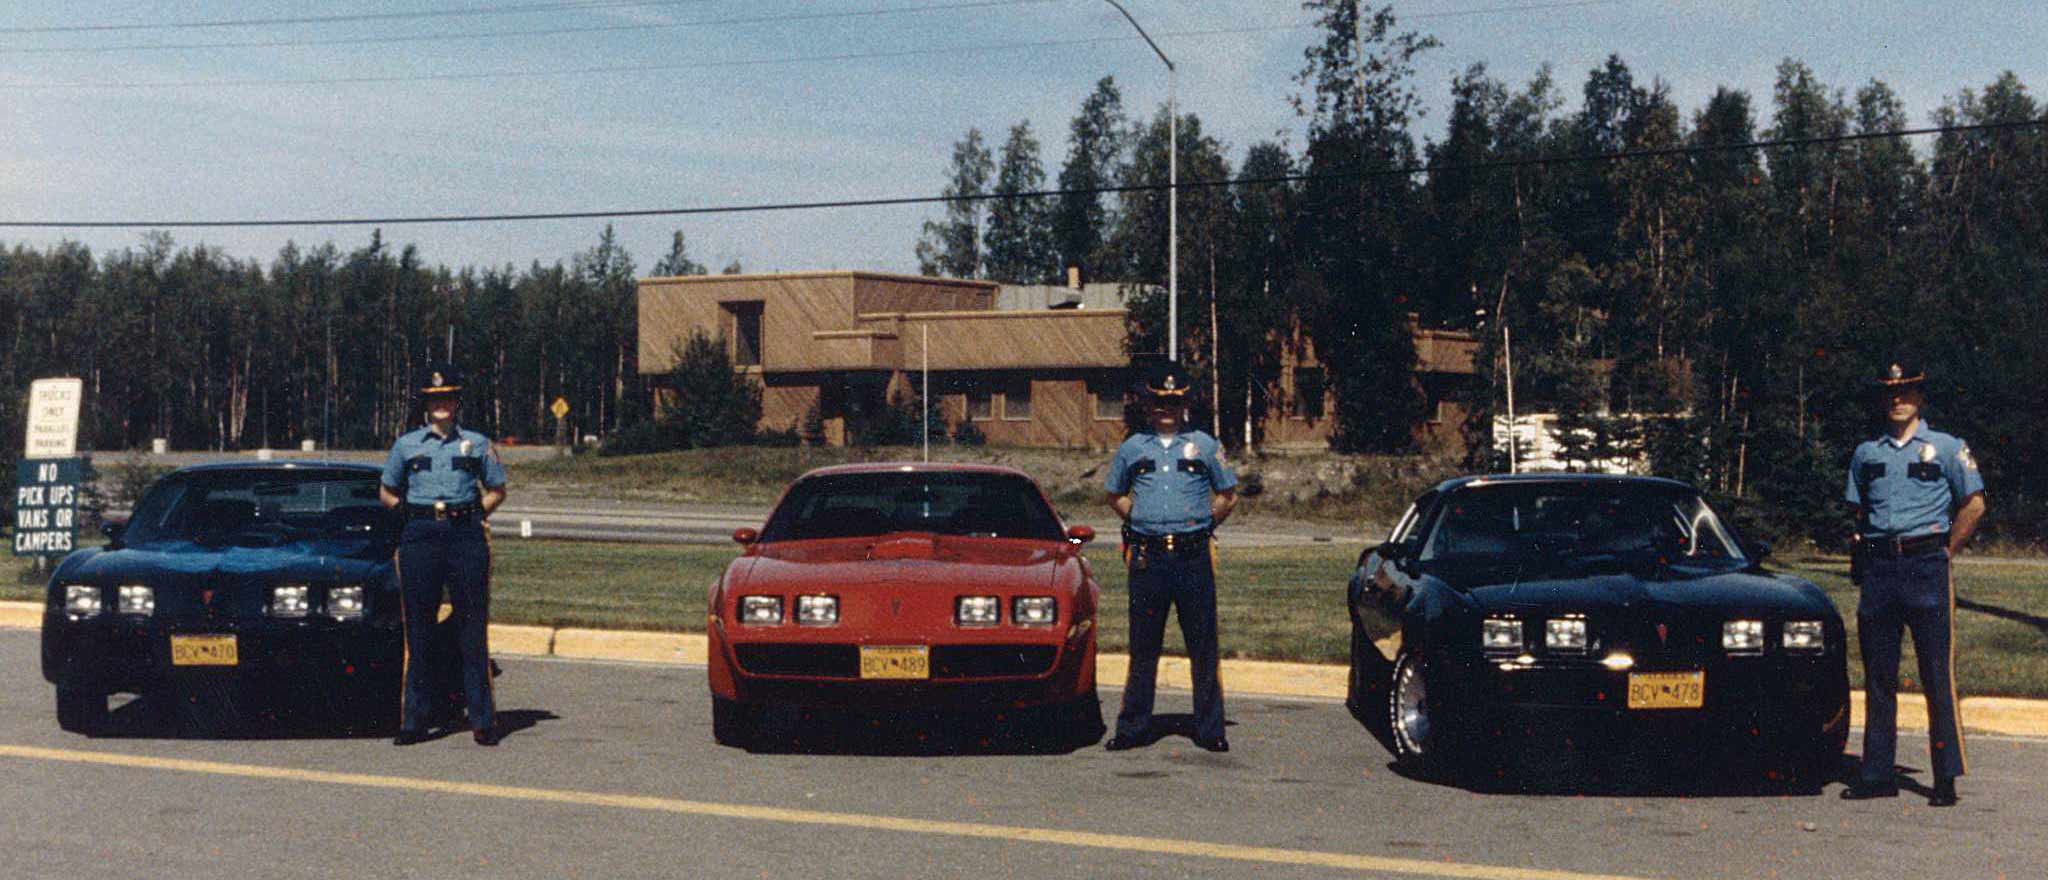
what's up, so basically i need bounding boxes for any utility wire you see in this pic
[4,118,2037,229]
[0,0,1619,88]
[0,0,717,35]
[0,0,1062,55]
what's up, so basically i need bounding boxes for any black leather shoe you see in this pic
[1194,736,1230,753]
[473,727,501,747]
[1839,781,1900,800]
[1929,777,1958,807]
[1104,733,1145,751]
[393,729,429,747]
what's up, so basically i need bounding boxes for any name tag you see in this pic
[1859,462,1886,482]
[1176,459,1211,476]
[453,456,485,477]
[1907,462,1943,482]
[406,456,434,474]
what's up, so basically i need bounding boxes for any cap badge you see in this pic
[1888,364,1903,380]
[432,372,444,387]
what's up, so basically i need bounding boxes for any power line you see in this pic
[5,118,2037,230]
[0,0,1620,89]
[0,1,716,35]
[0,0,1062,56]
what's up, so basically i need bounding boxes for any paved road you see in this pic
[3,631,2042,879]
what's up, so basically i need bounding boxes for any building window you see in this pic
[966,385,994,421]
[721,301,763,366]
[1292,368,1326,420]
[1088,374,1125,421]
[1002,377,1033,421]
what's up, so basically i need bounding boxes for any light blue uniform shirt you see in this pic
[1845,421,1984,538]
[1104,430,1238,536]
[381,425,508,506]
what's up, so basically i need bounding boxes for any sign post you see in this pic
[550,397,570,452]
[17,378,86,566]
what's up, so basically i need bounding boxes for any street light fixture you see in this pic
[1103,0,1177,361]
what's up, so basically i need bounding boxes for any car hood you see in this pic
[64,538,390,586]
[1452,564,1833,617]
[728,533,1070,594]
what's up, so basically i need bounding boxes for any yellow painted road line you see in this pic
[0,743,1646,880]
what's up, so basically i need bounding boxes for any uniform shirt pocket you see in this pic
[406,456,434,474]
[452,456,485,478]
[1907,462,1943,482]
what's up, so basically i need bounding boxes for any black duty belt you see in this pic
[407,501,484,521]
[1859,532,1947,559]
[1123,527,1211,556]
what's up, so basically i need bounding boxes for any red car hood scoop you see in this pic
[866,534,947,562]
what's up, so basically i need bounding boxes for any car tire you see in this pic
[1387,650,1455,779]
[1053,688,1106,748]
[712,697,759,749]
[55,687,108,735]
[1346,619,1380,723]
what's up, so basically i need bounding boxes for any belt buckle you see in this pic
[1891,535,1907,557]
[434,501,448,520]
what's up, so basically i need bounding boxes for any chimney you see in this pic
[1066,264,1083,291]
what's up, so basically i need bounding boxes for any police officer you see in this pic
[1840,356,1986,806]
[1102,362,1238,752]
[379,364,510,747]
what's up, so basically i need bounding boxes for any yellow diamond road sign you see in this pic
[550,397,570,420]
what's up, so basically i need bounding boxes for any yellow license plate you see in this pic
[170,634,239,667]
[859,645,929,680]
[1627,671,1704,709]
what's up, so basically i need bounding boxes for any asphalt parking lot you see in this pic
[2,630,2042,880]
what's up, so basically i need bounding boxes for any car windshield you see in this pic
[124,470,394,547]
[1419,482,1744,568]
[759,471,1064,542]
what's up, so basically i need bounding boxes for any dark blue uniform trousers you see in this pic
[397,517,495,733]
[1857,551,1966,782]
[1116,547,1226,742]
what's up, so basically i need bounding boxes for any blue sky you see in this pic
[2,1,2041,276]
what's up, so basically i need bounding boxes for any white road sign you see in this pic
[24,378,83,459]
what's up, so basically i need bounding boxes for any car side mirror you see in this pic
[1066,525,1095,544]
[732,527,759,545]
[101,519,126,548]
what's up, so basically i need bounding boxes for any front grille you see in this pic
[932,645,1057,679]
[1626,618,1716,664]
[733,644,858,678]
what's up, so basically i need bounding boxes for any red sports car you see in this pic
[707,463,1103,748]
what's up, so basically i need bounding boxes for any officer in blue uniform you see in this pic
[1840,356,1986,806]
[379,364,510,746]
[1102,362,1238,752]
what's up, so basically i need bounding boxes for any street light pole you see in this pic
[1104,0,1176,361]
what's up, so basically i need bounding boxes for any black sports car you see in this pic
[41,462,473,736]
[1345,474,1849,785]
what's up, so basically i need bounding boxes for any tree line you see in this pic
[911,1,2045,544]
[0,226,734,466]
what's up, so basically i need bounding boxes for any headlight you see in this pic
[795,595,838,626]
[63,585,102,618]
[1782,620,1825,652]
[1723,619,1764,653]
[739,596,783,625]
[117,584,155,616]
[956,596,999,626]
[269,585,311,618]
[328,585,366,621]
[1545,618,1589,653]
[1481,617,1523,652]
[1012,596,1057,626]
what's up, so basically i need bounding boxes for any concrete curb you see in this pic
[7,600,2046,736]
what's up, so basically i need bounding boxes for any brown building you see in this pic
[637,271,1479,452]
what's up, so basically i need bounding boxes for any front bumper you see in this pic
[1457,653,1850,745]
[711,623,1096,711]
[41,612,403,695]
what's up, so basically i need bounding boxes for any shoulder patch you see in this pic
[1958,444,1977,471]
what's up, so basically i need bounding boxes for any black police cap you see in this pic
[1141,361,1192,399]
[420,363,465,396]
[1871,355,1926,391]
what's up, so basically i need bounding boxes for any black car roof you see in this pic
[169,461,382,477]
[1431,472,1698,494]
